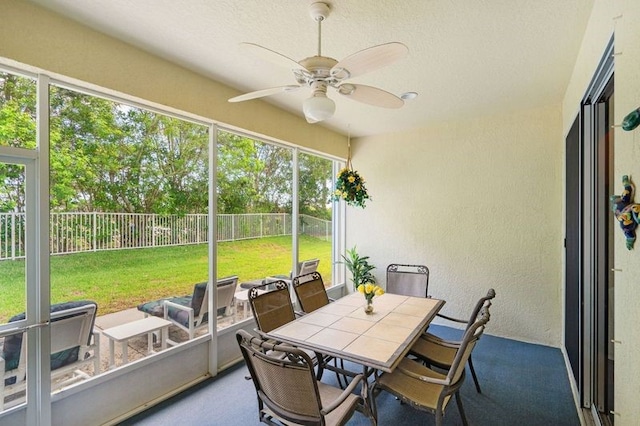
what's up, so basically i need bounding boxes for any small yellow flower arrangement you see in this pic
[334,167,370,208]
[357,283,384,314]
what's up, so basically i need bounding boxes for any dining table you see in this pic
[265,291,445,424]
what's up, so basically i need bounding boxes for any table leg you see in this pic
[109,339,115,369]
[121,341,128,364]
[361,366,377,425]
[161,326,168,350]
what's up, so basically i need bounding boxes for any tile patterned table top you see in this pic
[267,292,444,372]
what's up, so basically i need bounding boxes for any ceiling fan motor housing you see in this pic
[309,2,331,22]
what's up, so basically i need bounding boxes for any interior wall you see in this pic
[348,104,563,346]
[561,0,640,422]
[610,0,640,423]
[0,0,346,158]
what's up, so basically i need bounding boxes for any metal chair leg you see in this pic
[468,355,482,393]
[455,390,469,426]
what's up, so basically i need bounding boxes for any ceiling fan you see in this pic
[228,1,409,124]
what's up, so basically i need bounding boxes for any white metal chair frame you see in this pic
[0,304,100,410]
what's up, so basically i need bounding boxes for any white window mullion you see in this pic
[207,123,218,375]
[24,74,52,425]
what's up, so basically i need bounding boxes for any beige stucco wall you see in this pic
[610,0,640,423]
[0,0,347,158]
[561,0,640,423]
[348,104,563,346]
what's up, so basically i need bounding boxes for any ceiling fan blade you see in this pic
[331,42,408,79]
[228,85,301,103]
[337,84,404,109]
[239,42,306,71]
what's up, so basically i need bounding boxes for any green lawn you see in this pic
[0,235,332,322]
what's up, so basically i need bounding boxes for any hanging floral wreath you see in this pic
[334,166,370,208]
[334,129,371,208]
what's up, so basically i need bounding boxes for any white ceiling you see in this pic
[28,0,594,138]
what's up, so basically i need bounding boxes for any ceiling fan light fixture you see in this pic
[303,93,335,122]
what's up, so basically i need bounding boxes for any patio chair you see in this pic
[267,258,320,285]
[371,305,491,426]
[1,300,101,410]
[293,272,347,388]
[236,329,363,426]
[292,271,333,313]
[248,280,323,373]
[386,263,430,298]
[409,288,496,393]
[137,275,239,344]
[248,280,297,334]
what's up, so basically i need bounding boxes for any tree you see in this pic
[0,73,36,211]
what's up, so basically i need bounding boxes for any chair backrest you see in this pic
[297,258,320,277]
[3,301,97,383]
[249,280,296,333]
[215,276,239,314]
[50,305,96,354]
[447,300,492,385]
[386,263,430,297]
[191,275,239,319]
[236,330,324,424]
[464,288,496,330]
[293,272,330,313]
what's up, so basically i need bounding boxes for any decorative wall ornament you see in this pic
[622,107,640,131]
[611,175,640,250]
[334,130,370,208]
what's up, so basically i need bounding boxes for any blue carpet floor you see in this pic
[119,325,580,425]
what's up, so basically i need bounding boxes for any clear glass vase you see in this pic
[364,298,374,314]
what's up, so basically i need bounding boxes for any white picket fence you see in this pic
[0,212,330,260]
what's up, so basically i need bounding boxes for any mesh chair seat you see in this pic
[372,306,491,426]
[236,330,363,426]
[411,288,496,393]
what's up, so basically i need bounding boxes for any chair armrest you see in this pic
[164,300,194,324]
[435,312,467,324]
[320,373,364,415]
[397,364,449,386]
[420,333,461,349]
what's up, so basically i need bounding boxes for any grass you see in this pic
[0,235,332,322]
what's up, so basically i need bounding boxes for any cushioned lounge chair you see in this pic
[0,300,100,410]
[241,258,320,290]
[137,276,239,345]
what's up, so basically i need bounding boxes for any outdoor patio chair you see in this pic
[371,305,491,426]
[410,288,496,393]
[0,300,100,410]
[240,258,320,290]
[137,275,239,344]
[248,280,324,372]
[236,329,363,426]
[267,258,321,285]
[292,271,334,314]
[386,263,430,298]
[248,280,298,335]
[293,272,348,388]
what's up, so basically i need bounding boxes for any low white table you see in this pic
[102,316,172,369]
[235,289,267,319]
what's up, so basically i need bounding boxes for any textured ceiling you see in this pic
[28,0,594,137]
